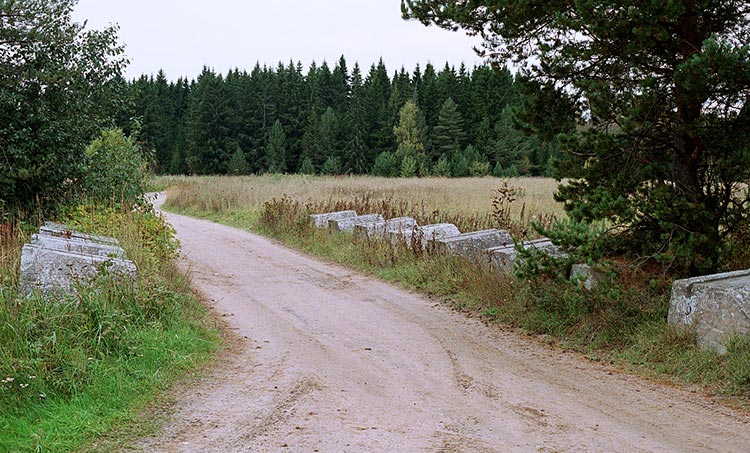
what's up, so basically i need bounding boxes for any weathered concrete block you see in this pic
[353,217,417,239]
[309,210,358,228]
[434,229,513,263]
[488,238,567,273]
[570,263,602,290]
[19,244,137,297]
[39,222,119,246]
[328,214,384,233]
[31,234,126,259]
[389,223,461,249]
[668,269,750,354]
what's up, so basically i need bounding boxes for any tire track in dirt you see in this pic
[133,193,750,452]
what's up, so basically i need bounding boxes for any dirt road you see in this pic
[138,193,750,452]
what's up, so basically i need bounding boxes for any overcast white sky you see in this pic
[72,0,485,81]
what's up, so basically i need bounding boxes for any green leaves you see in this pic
[405,0,750,275]
[0,0,127,212]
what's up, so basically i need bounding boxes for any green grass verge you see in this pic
[0,204,221,452]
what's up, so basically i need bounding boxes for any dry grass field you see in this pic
[161,175,565,233]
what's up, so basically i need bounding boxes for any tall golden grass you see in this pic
[162,175,565,225]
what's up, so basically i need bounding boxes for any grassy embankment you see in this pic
[0,203,221,452]
[162,174,750,408]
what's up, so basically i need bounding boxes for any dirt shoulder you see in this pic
[135,193,750,452]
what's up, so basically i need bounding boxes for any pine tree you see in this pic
[433,154,452,177]
[404,0,750,274]
[321,156,342,175]
[298,156,316,175]
[372,152,399,177]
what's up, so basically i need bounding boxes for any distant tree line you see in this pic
[119,57,566,177]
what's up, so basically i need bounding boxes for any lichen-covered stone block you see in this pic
[353,217,417,239]
[31,234,126,259]
[434,229,513,263]
[488,238,567,273]
[389,223,461,249]
[668,269,750,354]
[309,210,358,228]
[39,222,120,246]
[19,244,137,297]
[328,214,384,233]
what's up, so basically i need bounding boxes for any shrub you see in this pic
[82,128,148,204]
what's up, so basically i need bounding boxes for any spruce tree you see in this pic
[185,67,230,174]
[431,98,467,162]
[317,107,340,167]
[266,120,287,174]
[364,59,393,157]
[227,145,250,175]
[343,63,371,173]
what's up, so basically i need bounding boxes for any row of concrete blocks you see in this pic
[308,210,584,278]
[18,222,137,297]
[312,210,750,354]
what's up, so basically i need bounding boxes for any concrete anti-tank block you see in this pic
[389,223,461,249]
[32,234,126,259]
[353,217,418,239]
[19,244,137,297]
[328,214,384,233]
[309,210,358,228]
[668,269,750,354]
[434,229,513,263]
[39,222,120,246]
[488,238,567,273]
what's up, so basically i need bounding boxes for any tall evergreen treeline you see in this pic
[121,57,561,177]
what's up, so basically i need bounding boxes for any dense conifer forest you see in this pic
[120,58,562,177]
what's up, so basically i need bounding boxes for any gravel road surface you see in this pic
[136,193,750,452]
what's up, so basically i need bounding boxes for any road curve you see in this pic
[138,193,750,452]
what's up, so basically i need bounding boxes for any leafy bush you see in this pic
[82,128,148,204]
